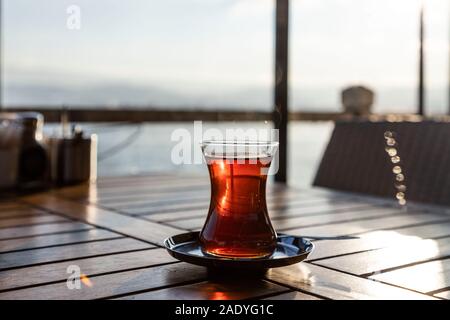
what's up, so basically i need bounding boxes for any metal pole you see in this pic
[418,4,425,116]
[274,0,289,183]
[0,0,3,110]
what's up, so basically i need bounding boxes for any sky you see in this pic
[2,0,450,113]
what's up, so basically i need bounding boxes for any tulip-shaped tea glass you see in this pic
[199,141,279,259]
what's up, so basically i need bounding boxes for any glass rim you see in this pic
[200,140,279,147]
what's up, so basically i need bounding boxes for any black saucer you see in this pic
[164,232,314,269]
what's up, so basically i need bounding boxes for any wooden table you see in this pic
[1,174,449,300]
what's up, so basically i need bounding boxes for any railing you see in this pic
[3,107,446,123]
[3,107,449,189]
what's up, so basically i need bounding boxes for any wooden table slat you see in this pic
[95,191,209,205]
[0,229,122,254]
[95,180,210,195]
[0,214,70,229]
[0,208,48,220]
[265,263,435,300]
[122,202,209,216]
[0,248,175,292]
[434,291,450,299]
[54,181,210,201]
[369,258,450,293]
[314,236,450,276]
[96,174,207,187]
[308,222,450,261]
[0,203,28,211]
[0,222,94,241]
[0,237,151,270]
[264,291,322,300]
[268,201,371,217]
[287,213,450,238]
[0,262,207,300]
[118,279,288,300]
[23,195,184,246]
[111,196,210,211]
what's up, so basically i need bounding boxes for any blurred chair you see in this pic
[313,120,450,206]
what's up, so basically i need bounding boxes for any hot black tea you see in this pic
[199,141,278,259]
